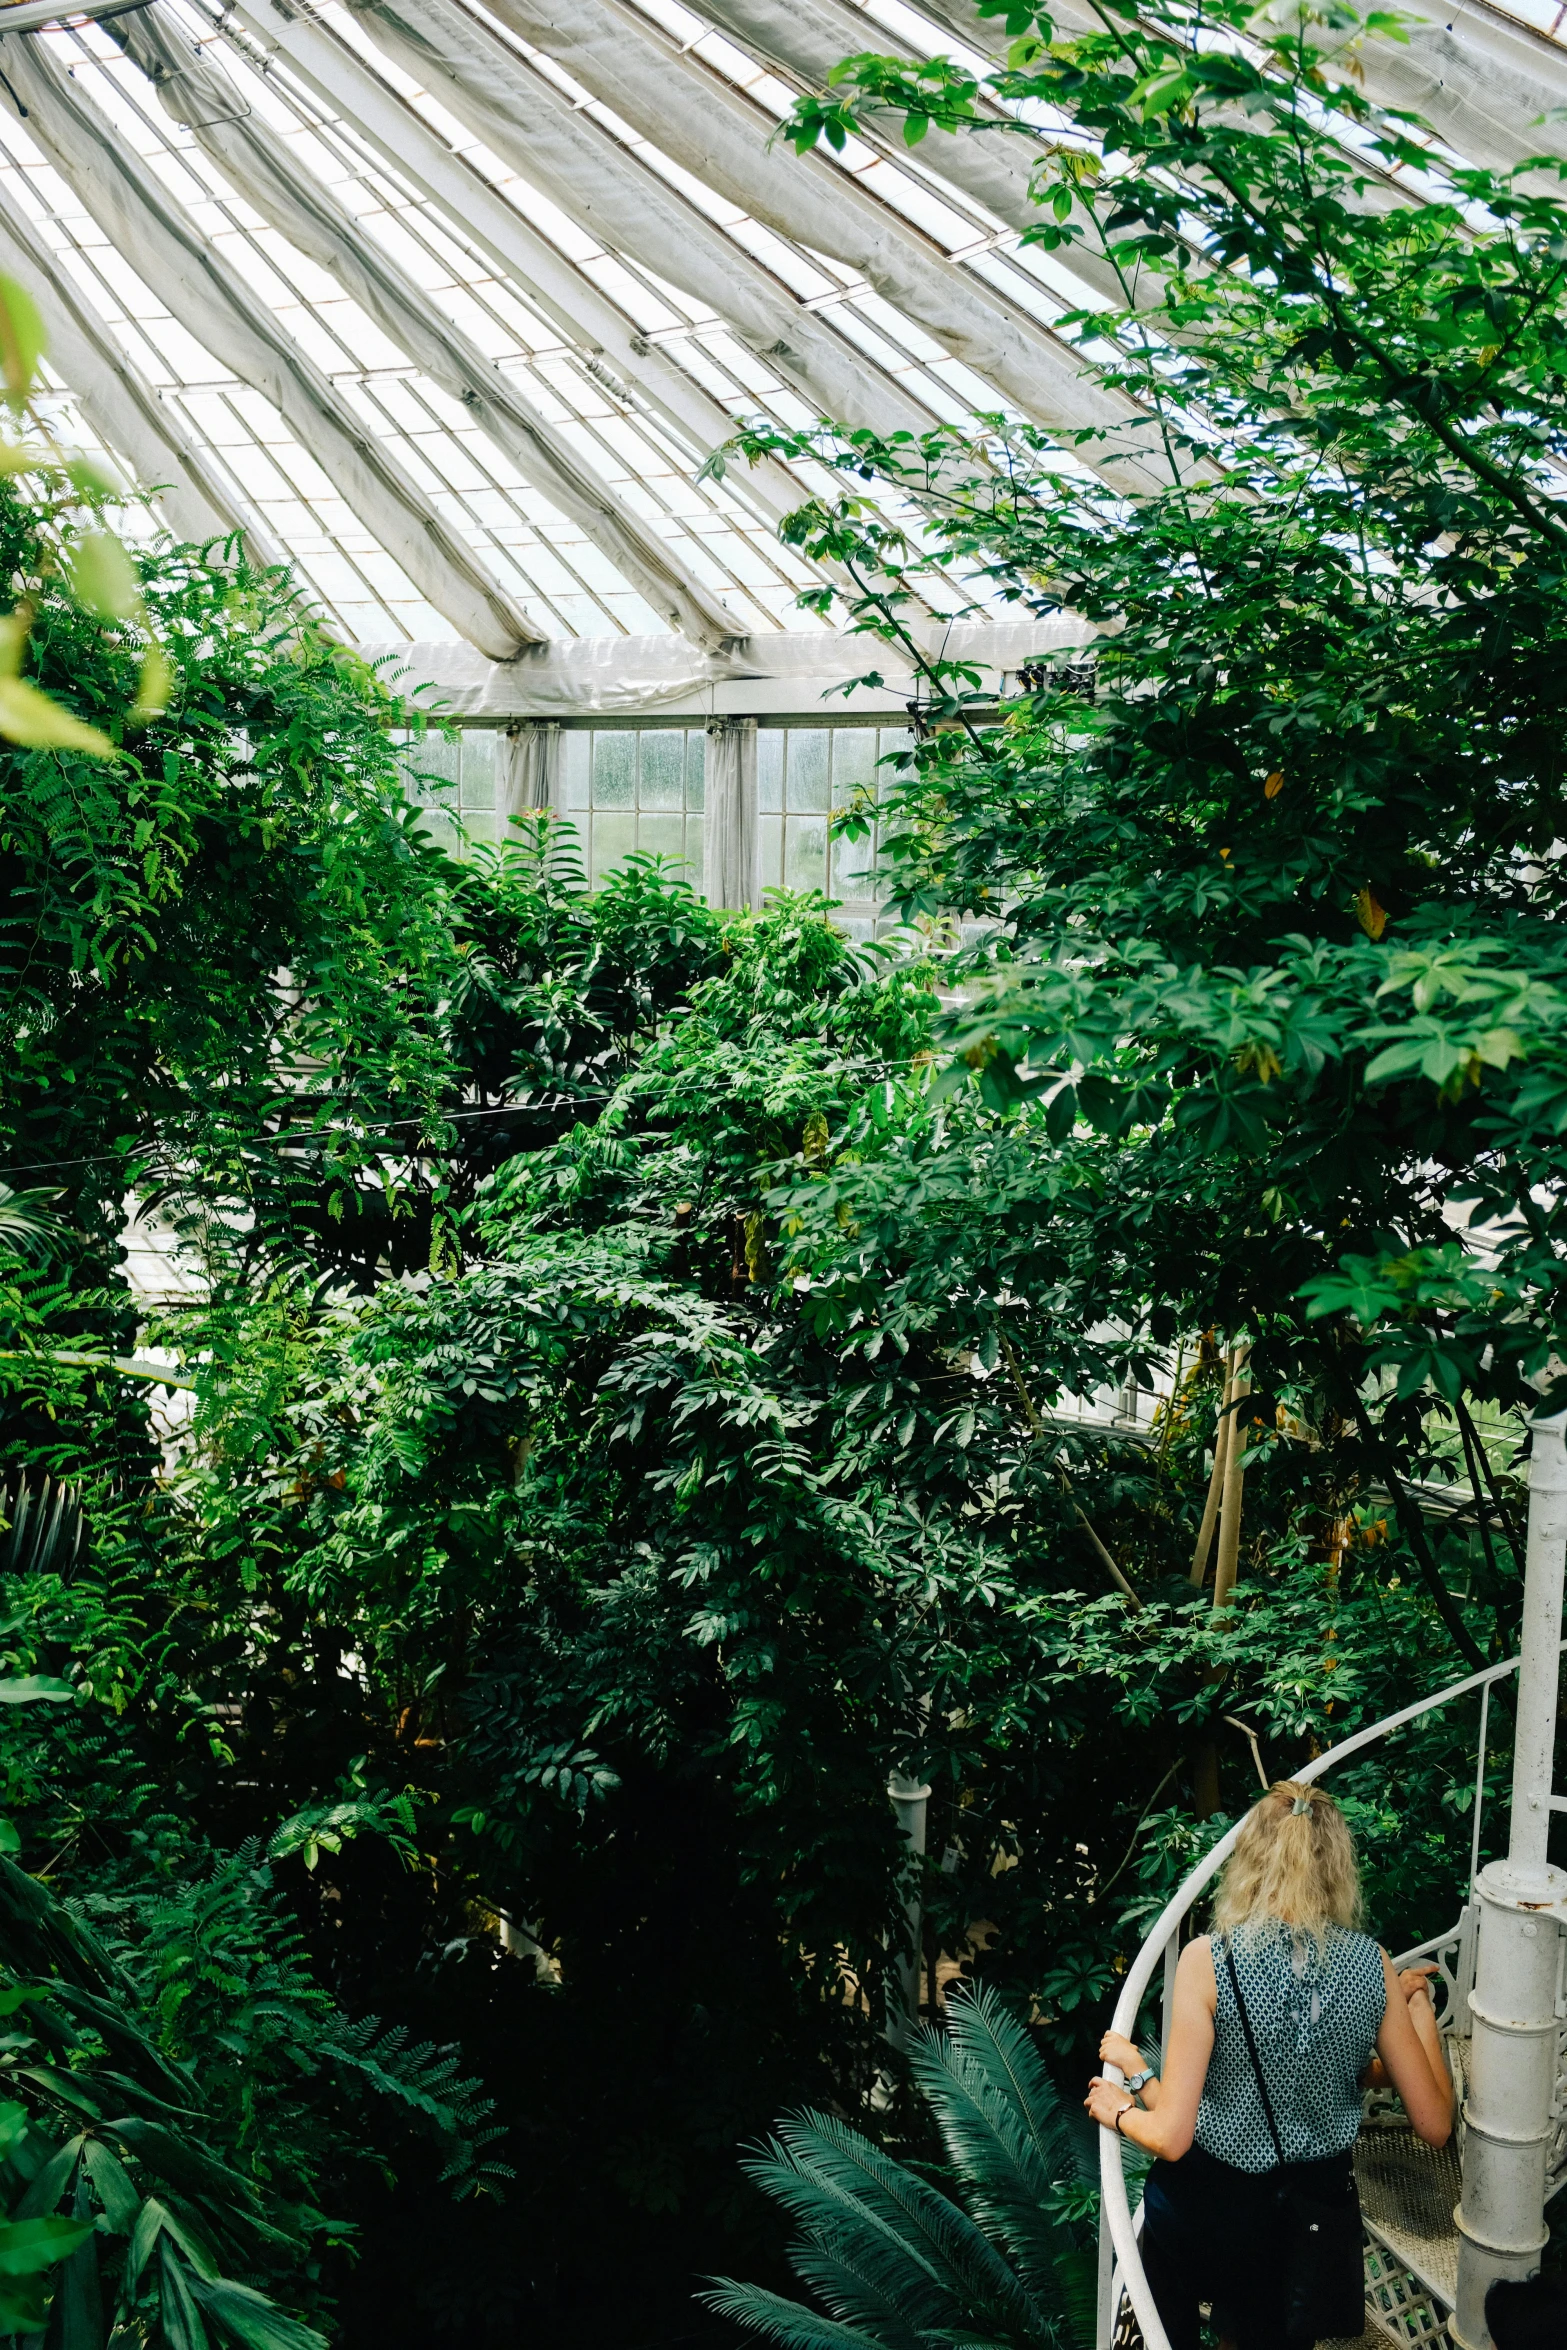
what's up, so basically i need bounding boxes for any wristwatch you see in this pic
[1125,2067,1155,2096]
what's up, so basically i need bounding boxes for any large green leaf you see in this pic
[188,2277,328,2350]
[0,2215,92,2276]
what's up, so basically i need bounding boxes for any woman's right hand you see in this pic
[1099,2030,1144,2077]
[1398,1964,1438,2009]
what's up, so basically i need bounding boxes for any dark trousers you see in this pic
[1140,2140,1356,2350]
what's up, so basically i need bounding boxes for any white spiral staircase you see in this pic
[1096,1413,1567,2350]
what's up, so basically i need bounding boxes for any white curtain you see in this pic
[703,718,758,911]
[114,4,737,652]
[499,722,561,827]
[0,35,537,660]
[0,175,280,560]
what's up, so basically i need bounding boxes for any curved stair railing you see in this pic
[1096,1640,1567,2350]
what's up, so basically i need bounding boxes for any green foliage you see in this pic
[705,1986,1097,2350]
[8,13,1567,2334]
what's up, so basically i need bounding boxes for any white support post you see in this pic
[1453,1407,1567,2350]
[886,1768,931,2046]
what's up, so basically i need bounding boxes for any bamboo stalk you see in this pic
[1211,1347,1252,1610]
[1073,1506,1144,1611]
[1189,1345,1234,1585]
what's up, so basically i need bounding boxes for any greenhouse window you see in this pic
[561,725,706,886]
[758,724,909,911]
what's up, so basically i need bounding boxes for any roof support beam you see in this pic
[228,0,817,545]
[445,0,1142,447]
[336,0,983,444]
[0,166,284,557]
[115,1,743,648]
[362,610,1093,716]
[0,30,542,656]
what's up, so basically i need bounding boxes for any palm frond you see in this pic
[0,1183,63,1264]
[945,1988,1096,2188]
[746,2113,1045,2340]
[788,2245,932,2349]
[701,2279,883,2350]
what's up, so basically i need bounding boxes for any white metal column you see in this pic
[1453,1407,1567,2349]
[886,1768,931,2046]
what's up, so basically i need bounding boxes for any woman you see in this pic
[1085,1780,1452,2350]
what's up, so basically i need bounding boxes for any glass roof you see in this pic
[0,0,1556,655]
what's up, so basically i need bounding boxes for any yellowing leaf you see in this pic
[0,443,46,478]
[0,608,28,679]
[65,454,117,499]
[1354,886,1388,940]
[0,274,45,403]
[129,638,172,724]
[71,529,141,622]
[1263,770,1284,798]
[0,675,115,759]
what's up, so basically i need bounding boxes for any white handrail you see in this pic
[1097,1640,1567,2350]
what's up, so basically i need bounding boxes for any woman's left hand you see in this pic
[1085,2075,1134,2132]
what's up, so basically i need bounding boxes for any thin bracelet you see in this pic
[1115,2103,1132,2137]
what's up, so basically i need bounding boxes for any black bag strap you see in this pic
[1222,1937,1287,2172]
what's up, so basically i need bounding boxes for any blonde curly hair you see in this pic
[1211,1781,1363,1940]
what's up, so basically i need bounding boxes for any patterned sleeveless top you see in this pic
[1194,1924,1386,2172]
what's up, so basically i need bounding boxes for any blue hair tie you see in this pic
[1290,1796,1313,1816]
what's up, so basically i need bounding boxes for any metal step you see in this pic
[1350,2115,1462,2348]
[1356,2122,1462,2309]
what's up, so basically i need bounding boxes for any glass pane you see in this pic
[637,812,685,865]
[418,809,458,854]
[788,730,830,813]
[833,813,876,897]
[785,816,829,894]
[685,731,704,811]
[833,728,876,797]
[590,810,637,885]
[561,730,591,810]
[640,729,684,811]
[759,812,784,890]
[758,729,784,812]
[877,728,916,784]
[683,813,703,879]
[593,731,635,809]
[459,729,496,812]
[407,732,460,798]
[462,809,501,844]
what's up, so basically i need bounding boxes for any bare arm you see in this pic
[1374,1950,1452,2147]
[1086,1938,1216,2162]
[1099,2028,1162,2109]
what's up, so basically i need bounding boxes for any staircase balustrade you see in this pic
[1096,1640,1567,2350]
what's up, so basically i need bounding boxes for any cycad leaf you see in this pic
[944,1988,1096,2185]
[701,2279,882,2350]
[907,2041,1071,2317]
[747,2113,1042,2338]
[789,2246,929,2348]
[911,1989,1097,2336]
